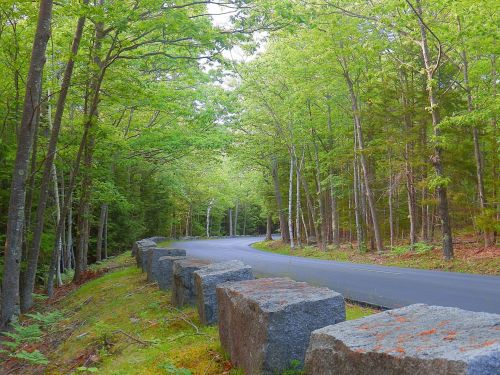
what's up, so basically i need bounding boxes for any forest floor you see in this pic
[252,237,500,275]
[0,253,375,375]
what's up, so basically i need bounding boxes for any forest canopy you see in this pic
[0,0,498,326]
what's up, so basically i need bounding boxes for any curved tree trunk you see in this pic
[20,4,88,312]
[1,0,53,326]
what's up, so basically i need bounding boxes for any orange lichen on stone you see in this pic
[459,340,497,352]
[443,331,457,341]
[394,316,409,323]
[418,328,437,336]
[396,333,413,344]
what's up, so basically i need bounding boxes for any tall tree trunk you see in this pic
[301,210,309,244]
[96,204,107,261]
[288,151,295,250]
[326,101,340,246]
[228,208,233,237]
[265,213,273,241]
[401,69,418,246]
[66,191,73,269]
[20,5,87,311]
[52,164,63,286]
[311,127,327,250]
[341,60,384,253]
[300,165,318,242]
[295,152,302,247]
[234,200,239,236]
[458,17,489,246]
[271,156,290,242]
[411,0,453,258]
[389,168,395,248]
[353,155,364,251]
[72,0,106,283]
[243,203,247,235]
[103,205,108,259]
[206,199,214,238]
[1,0,53,326]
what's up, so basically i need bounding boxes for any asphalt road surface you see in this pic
[172,236,500,313]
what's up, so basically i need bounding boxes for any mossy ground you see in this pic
[252,239,500,275]
[3,252,374,374]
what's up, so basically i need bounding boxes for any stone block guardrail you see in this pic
[131,237,500,375]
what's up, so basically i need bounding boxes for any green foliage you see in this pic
[413,242,434,254]
[390,245,409,256]
[158,361,193,375]
[26,310,64,328]
[280,359,304,375]
[76,367,99,373]
[10,350,49,365]
[1,322,43,350]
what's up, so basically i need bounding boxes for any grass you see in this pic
[252,239,500,275]
[2,252,375,374]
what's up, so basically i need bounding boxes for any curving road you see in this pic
[172,236,500,313]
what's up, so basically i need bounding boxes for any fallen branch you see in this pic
[112,329,155,346]
[125,282,157,297]
[165,306,213,342]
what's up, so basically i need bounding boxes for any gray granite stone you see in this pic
[157,255,187,291]
[134,239,156,267]
[172,258,212,307]
[305,303,500,375]
[217,277,345,374]
[194,260,254,325]
[146,248,186,282]
[146,247,186,282]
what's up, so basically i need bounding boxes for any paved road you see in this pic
[172,236,500,313]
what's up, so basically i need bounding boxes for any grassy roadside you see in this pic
[252,239,500,275]
[1,253,375,374]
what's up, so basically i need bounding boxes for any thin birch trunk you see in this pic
[288,151,295,250]
[295,153,302,247]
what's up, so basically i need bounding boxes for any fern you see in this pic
[26,311,63,327]
[32,293,48,301]
[1,322,43,350]
[11,350,49,365]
